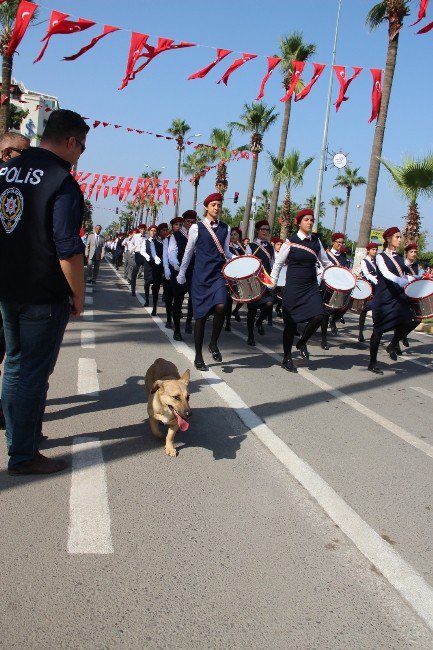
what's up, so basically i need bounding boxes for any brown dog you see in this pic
[144,358,191,457]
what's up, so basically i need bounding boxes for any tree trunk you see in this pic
[353,30,399,271]
[0,54,13,136]
[241,154,259,238]
[268,98,292,231]
[174,147,182,218]
[403,201,420,245]
[341,187,351,235]
[193,180,199,211]
[279,191,291,240]
[332,207,338,232]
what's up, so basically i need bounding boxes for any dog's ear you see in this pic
[180,369,190,385]
[150,379,164,394]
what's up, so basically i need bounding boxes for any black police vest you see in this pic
[0,147,83,304]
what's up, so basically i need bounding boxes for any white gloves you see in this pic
[177,274,186,285]
[154,255,161,265]
[165,270,171,281]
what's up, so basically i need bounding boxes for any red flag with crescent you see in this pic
[295,63,326,102]
[217,53,257,86]
[63,24,119,61]
[34,11,96,63]
[333,65,363,111]
[132,37,195,78]
[256,56,281,100]
[6,0,38,56]
[411,0,429,25]
[368,69,382,123]
[188,48,232,79]
[417,19,433,32]
[119,32,149,89]
[280,61,305,102]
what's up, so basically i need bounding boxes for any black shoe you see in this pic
[165,321,173,329]
[330,323,338,336]
[151,308,157,316]
[173,331,183,341]
[185,322,192,334]
[296,341,309,360]
[339,317,345,324]
[247,336,256,347]
[402,337,409,348]
[194,359,208,371]
[234,311,241,322]
[386,343,398,361]
[276,309,282,318]
[358,334,366,343]
[321,342,330,350]
[131,291,136,297]
[8,453,68,476]
[257,322,265,335]
[224,324,231,332]
[208,345,222,362]
[368,363,383,375]
[281,357,297,373]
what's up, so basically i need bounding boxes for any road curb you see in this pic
[416,323,433,334]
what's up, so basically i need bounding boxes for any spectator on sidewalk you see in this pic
[0,109,88,475]
[85,224,105,283]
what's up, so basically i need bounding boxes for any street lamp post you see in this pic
[248,196,258,240]
[176,133,202,216]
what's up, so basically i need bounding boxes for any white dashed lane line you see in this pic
[410,386,433,400]
[81,330,95,349]
[77,358,99,396]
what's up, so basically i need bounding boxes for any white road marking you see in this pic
[411,386,433,400]
[85,286,93,294]
[81,330,95,349]
[77,358,99,396]
[84,295,93,307]
[68,436,113,554]
[138,302,433,632]
[82,310,94,321]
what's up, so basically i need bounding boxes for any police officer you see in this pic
[0,109,88,475]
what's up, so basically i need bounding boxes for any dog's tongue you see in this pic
[176,412,189,431]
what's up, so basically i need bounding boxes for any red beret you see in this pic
[383,226,399,240]
[204,192,222,206]
[255,219,270,230]
[404,243,418,252]
[332,232,345,242]
[271,237,284,244]
[366,242,379,251]
[148,224,158,230]
[157,222,168,232]
[231,227,242,236]
[170,217,183,226]
[137,223,146,229]
[182,209,197,219]
[295,208,314,225]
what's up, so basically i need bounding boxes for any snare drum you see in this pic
[276,265,287,299]
[320,265,356,309]
[222,255,266,303]
[350,279,373,313]
[404,278,433,320]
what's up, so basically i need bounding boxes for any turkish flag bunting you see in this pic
[63,24,119,61]
[103,186,110,199]
[333,65,362,111]
[368,68,382,123]
[80,172,91,182]
[411,0,429,25]
[218,53,257,86]
[188,48,232,79]
[172,188,177,205]
[280,61,305,102]
[295,63,326,102]
[119,32,149,89]
[95,185,102,200]
[93,120,100,128]
[164,189,170,205]
[417,19,433,32]
[132,37,196,78]
[6,0,38,56]
[34,11,96,63]
[80,183,87,194]
[256,56,281,100]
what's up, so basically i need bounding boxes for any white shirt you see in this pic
[246,239,273,256]
[131,233,146,253]
[360,256,378,285]
[376,253,412,288]
[167,228,189,270]
[177,220,232,284]
[163,238,170,278]
[271,230,331,283]
[405,259,423,278]
[139,237,152,261]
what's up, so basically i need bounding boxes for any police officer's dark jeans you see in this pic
[0,300,70,468]
[87,257,101,282]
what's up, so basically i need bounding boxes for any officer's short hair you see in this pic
[0,131,30,150]
[41,109,89,144]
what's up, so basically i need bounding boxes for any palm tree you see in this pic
[8,103,28,130]
[333,166,366,235]
[268,32,316,230]
[258,189,272,217]
[230,102,279,236]
[0,1,38,134]
[329,196,345,231]
[208,128,233,197]
[305,194,325,221]
[355,1,410,266]
[182,150,209,210]
[167,118,191,218]
[380,153,433,244]
[269,150,314,239]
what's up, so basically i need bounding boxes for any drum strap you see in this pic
[383,252,404,278]
[254,241,273,262]
[406,263,417,277]
[286,241,319,261]
[202,219,228,260]
[327,250,340,265]
[179,227,189,240]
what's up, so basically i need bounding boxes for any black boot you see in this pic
[282,356,297,373]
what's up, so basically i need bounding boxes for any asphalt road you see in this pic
[1,260,433,649]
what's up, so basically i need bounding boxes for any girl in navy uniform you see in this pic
[320,232,350,348]
[271,209,331,372]
[225,226,245,331]
[358,242,378,342]
[368,227,416,374]
[177,193,232,371]
[245,220,275,346]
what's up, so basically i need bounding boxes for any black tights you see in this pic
[369,320,417,365]
[194,303,226,362]
[246,300,273,338]
[283,314,323,358]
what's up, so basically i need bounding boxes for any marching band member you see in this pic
[245,220,275,346]
[177,193,232,371]
[358,242,378,342]
[225,227,245,331]
[130,224,148,297]
[271,209,332,372]
[169,211,196,341]
[404,243,422,278]
[368,227,416,374]
[322,232,350,344]
[122,230,135,280]
[270,237,284,322]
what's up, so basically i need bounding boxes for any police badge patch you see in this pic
[0,187,24,234]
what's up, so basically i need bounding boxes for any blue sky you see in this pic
[12,0,433,244]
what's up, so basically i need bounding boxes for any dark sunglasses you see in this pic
[68,136,86,153]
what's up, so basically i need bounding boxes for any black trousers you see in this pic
[172,279,193,332]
